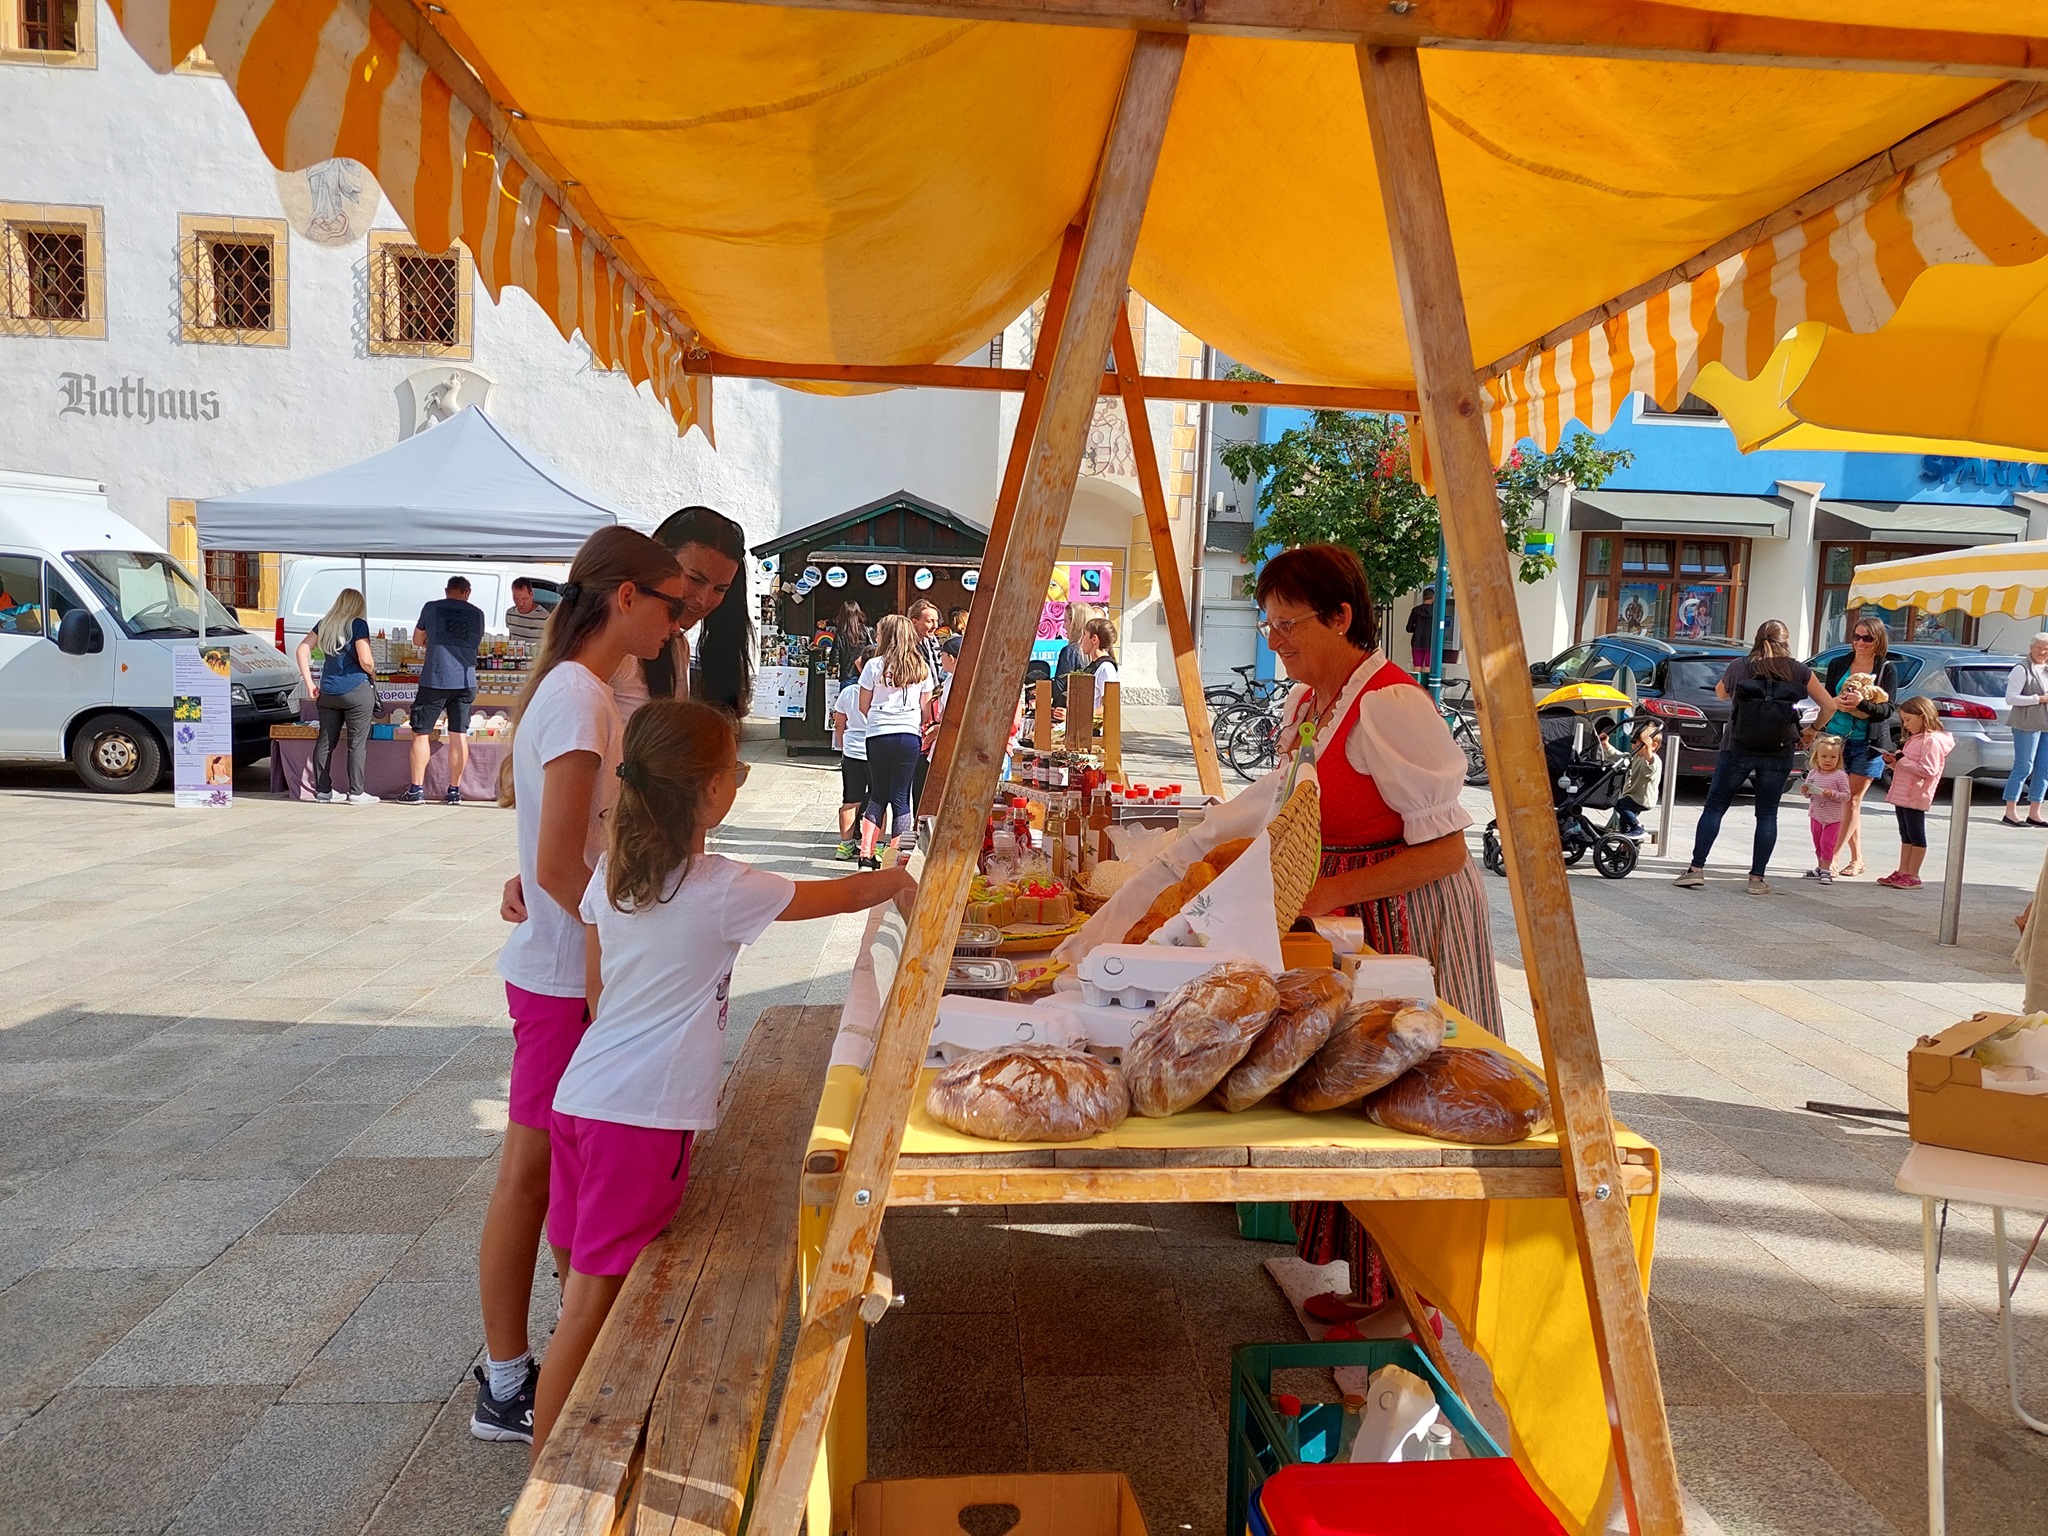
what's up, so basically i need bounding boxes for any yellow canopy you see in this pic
[1849,540,2048,618]
[104,2,2048,454]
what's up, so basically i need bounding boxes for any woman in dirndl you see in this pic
[1257,545,1504,1327]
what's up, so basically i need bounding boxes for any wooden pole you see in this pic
[1109,304,1223,796]
[922,222,1086,813]
[745,35,1189,1536]
[1356,44,1684,1536]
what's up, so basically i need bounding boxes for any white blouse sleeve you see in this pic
[2006,663,2034,706]
[1345,684,1473,841]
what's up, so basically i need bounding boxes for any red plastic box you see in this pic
[1250,1461,1570,1536]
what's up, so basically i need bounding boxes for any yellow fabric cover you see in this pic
[107,1,2048,456]
[1848,538,2048,619]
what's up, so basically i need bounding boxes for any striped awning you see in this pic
[1849,539,2048,617]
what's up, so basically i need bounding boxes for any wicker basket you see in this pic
[1264,779,1323,936]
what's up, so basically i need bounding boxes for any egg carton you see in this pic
[1073,944,1258,1010]
[1049,998,1155,1065]
[926,997,1087,1067]
[1342,953,1438,1008]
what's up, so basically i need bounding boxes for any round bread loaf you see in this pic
[1124,959,1281,1117]
[1285,999,1446,1113]
[1215,967,1351,1113]
[1364,1047,1554,1144]
[925,1044,1129,1143]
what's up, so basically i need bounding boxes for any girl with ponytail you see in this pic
[474,525,685,1444]
[528,699,913,1453]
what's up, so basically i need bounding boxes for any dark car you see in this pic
[1528,634,1747,776]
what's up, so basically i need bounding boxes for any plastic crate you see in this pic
[1227,1340,1504,1536]
[1247,1461,1569,1536]
[1234,1202,1299,1243]
[370,723,397,740]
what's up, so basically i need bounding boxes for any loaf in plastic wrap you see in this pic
[1285,999,1447,1113]
[1215,967,1351,1112]
[925,1044,1130,1143]
[1124,960,1281,1117]
[1364,1047,1554,1144]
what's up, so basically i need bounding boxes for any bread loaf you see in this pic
[1364,1048,1554,1144]
[1215,967,1350,1113]
[1124,960,1281,1117]
[926,1044,1129,1143]
[1285,1000,1447,1113]
[1206,837,1255,874]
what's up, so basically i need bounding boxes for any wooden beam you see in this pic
[682,0,2048,78]
[745,34,1189,1536]
[369,0,702,356]
[1480,80,2048,385]
[1358,43,1684,1536]
[1109,303,1223,796]
[685,349,1417,413]
[921,222,1087,814]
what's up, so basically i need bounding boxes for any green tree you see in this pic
[1218,391,1632,603]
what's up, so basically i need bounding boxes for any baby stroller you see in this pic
[1480,706,1639,880]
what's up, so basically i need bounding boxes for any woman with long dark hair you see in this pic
[833,601,871,688]
[643,505,753,719]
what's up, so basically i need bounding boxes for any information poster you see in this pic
[172,644,233,808]
[1033,561,1116,667]
[750,664,809,721]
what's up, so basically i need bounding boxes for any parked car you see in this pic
[1807,642,2019,782]
[1528,634,1747,776]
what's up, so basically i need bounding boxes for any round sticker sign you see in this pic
[961,569,980,593]
[802,565,823,586]
[912,567,934,591]
[824,565,848,588]
[864,564,888,587]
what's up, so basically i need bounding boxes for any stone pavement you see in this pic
[1,710,2044,1535]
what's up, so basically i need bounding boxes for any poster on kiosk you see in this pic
[172,644,234,808]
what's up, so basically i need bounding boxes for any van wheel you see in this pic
[71,714,163,794]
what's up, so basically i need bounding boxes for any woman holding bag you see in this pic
[2002,633,2048,826]
[1258,545,1501,1327]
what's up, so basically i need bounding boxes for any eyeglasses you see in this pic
[731,761,751,786]
[1255,614,1315,640]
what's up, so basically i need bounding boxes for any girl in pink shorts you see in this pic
[529,698,915,1457]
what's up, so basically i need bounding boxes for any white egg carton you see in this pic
[926,997,1087,1067]
[1052,998,1153,1065]
[1342,953,1439,1008]
[1073,944,1258,1010]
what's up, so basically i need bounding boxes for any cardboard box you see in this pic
[851,1473,1148,1536]
[1907,1012,2048,1166]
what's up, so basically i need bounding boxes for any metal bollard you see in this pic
[1938,775,1972,947]
[1656,730,1681,856]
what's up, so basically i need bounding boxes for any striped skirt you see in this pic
[1293,846,1503,1303]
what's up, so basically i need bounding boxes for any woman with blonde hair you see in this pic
[472,525,687,1444]
[856,613,936,871]
[292,587,378,803]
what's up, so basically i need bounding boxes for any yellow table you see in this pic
[801,939,1660,1535]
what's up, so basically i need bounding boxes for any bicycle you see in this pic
[1205,663,1289,720]
[1434,680,1487,787]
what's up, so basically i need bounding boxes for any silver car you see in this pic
[1807,643,2020,781]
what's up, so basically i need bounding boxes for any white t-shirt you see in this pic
[496,661,623,997]
[556,853,795,1130]
[833,682,869,760]
[1090,657,1119,709]
[858,655,933,738]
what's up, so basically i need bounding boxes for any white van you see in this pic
[0,470,302,792]
[274,557,567,658]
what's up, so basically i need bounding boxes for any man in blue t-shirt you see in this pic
[404,575,486,804]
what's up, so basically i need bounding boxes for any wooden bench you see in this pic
[508,1003,836,1536]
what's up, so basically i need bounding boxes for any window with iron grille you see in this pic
[368,233,472,358]
[1,206,101,336]
[18,0,77,51]
[178,216,287,346]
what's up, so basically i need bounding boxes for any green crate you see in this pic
[1234,1202,1299,1243]
[1227,1339,1504,1532]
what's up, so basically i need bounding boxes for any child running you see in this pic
[529,698,916,1455]
[831,648,875,861]
[1878,696,1953,890]
[1613,722,1661,840]
[1800,734,1851,885]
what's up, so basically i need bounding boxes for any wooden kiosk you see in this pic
[104,5,2048,1534]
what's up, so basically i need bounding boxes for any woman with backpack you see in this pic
[1673,619,1837,893]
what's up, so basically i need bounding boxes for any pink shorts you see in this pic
[547,1112,694,1276]
[505,984,592,1131]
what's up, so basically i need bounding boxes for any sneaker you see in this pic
[1623,829,1646,842]
[313,789,337,803]
[859,855,881,872]
[1673,868,1705,889]
[345,792,378,806]
[397,785,425,805]
[835,840,858,862]
[1747,876,1771,895]
[1802,867,1822,880]
[469,1359,538,1443]
[443,786,461,805]
[1817,868,1834,884]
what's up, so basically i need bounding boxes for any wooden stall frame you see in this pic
[748,34,1193,1536]
[1358,42,1682,1533]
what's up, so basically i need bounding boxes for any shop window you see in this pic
[1813,542,1974,650]
[1578,533,1746,642]
[1638,392,1721,421]
[367,232,473,359]
[0,203,103,337]
[4,0,93,65]
[204,552,263,612]
[179,216,288,346]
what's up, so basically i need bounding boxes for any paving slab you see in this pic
[164,1401,438,1536]
[0,1266,197,1416]
[285,1280,485,1403]
[255,1156,482,1237]
[358,1383,531,1536]
[47,1173,304,1269]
